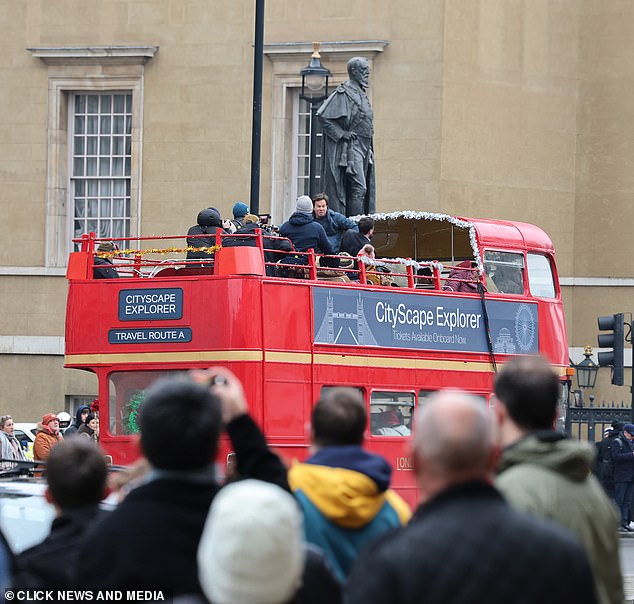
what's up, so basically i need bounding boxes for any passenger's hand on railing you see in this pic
[190,366,248,424]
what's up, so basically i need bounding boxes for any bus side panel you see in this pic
[536,300,568,368]
[262,365,312,439]
[261,281,313,350]
[261,282,313,446]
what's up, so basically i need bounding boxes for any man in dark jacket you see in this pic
[77,367,288,596]
[340,216,374,257]
[63,405,91,438]
[93,241,120,279]
[280,196,334,257]
[222,214,260,248]
[312,193,358,253]
[611,423,634,532]
[595,422,622,498]
[14,439,108,588]
[186,208,225,266]
[346,390,598,604]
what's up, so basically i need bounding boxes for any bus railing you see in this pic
[69,231,485,292]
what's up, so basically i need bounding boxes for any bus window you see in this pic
[484,251,524,295]
[108,370,189,435]
[370,392,415,437]
[319,386,364,401]
[419,391,489,407]
[527,253,556,299]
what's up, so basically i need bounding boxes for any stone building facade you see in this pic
[0,0,631,419]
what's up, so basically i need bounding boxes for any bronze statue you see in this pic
[317,57,376,217]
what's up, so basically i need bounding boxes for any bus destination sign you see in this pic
[313,287,538,354]
[118,288,183,321]
[108,327,192,344]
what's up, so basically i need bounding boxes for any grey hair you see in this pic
[414,390,493,474]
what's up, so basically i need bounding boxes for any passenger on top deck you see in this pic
[186,208,226,267]
[280,196,338,268]
[341,216,374,257]
[442,260,479,294]
[226,201,249,233]
[312,192,358,253]
[93,241,120,279]
[222,214,260,248]
[357,243,375,259]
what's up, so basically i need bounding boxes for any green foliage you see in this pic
[123,390,144,434]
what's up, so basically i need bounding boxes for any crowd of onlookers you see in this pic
[0,357,625,603]
[0,405,100,472]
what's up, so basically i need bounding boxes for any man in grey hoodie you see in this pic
[494,356,622,604]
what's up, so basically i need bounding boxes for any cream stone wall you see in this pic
[439,0,579,277]
[0,0,632,419]
[575,1,634,278]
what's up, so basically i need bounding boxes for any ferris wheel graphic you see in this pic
[514,304,536,352]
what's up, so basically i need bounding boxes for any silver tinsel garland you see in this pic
[349,210,483,274]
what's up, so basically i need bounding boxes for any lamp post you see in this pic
[249,0,265,215]
[300,42,331,198]
[574,345,600,390]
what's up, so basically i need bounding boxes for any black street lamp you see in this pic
[574,345,600,389]
[300,42,331,198]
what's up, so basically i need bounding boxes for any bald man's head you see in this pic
[414,391,494,482]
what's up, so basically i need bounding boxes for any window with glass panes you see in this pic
[294,96,323,197]
[71,93,132,248]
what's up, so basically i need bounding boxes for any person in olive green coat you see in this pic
[494,356,623,604]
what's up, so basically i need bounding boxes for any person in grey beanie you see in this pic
[279,196,335,261]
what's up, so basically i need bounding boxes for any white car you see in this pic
[13,423,37,460]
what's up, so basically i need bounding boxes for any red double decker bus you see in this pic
[65,211,570,506]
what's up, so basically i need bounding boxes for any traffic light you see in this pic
[597,313,625,386]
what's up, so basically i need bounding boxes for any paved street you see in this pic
[620,536,634,601]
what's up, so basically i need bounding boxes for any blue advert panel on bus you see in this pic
[313,287,538,354]
[118,288,183,321]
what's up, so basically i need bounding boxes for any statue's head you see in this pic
[347,57,370,90]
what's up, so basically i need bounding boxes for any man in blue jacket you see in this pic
[289,388,410,581]
[312,193,358,253]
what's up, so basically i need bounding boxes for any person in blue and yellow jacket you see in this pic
[289,388,411,582]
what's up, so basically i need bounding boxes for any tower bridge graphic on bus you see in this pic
[315,291,378,346]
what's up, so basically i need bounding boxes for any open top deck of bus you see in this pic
[64,211,569,501]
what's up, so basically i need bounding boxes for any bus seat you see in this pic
[317,273,351,283]
[214,246,265,276]
[152,266,213,278]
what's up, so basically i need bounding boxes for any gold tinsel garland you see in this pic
[94,245,221,258]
